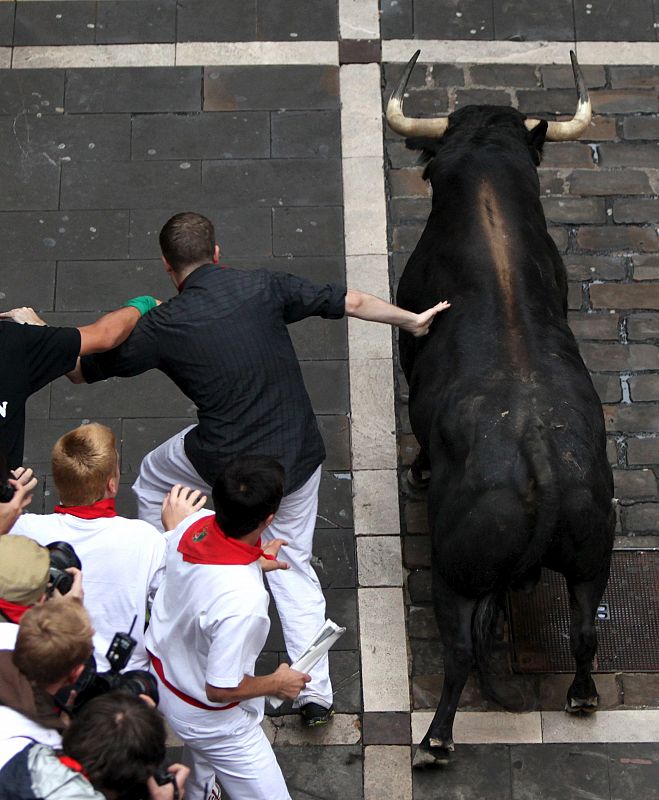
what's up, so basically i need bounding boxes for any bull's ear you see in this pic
[526,120,548,164]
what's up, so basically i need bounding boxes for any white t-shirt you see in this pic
[146,511,270,710]
[11,513,166,671]
[0,623,18,651]
[0,706,62,770]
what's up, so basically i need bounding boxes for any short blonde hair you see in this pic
[13,600,94,687]
[52,423,118,506]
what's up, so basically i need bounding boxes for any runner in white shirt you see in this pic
[146,455,310,800]
[11,423,165,671]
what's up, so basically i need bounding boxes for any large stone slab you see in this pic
[95,0,177,45]
[65,67,202,113]
[14,1,97,46]
[509,743,610,800]
[275,745,364,800]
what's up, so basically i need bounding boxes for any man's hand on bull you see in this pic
[0,307,47,325]
[405,299,451,337]
[161,484,207,531]
[344,289,450,337]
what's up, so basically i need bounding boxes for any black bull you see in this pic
[388,52,615,765]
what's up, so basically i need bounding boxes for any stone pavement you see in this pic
[0,1,658,798]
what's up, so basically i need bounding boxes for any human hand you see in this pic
[146,764,190,800]
[0,467,37,535]
[52,567,84,603]
[407,300,451,337]
[260,538,290,572]
[272,663,311,700]
[161,484,207,531]
[0,307,47,325]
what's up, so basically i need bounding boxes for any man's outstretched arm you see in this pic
[0,303,146,355]
[344,289,450,337]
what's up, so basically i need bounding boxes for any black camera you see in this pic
[57,616,159,714]
[0,453,15,504]
[46,541,82,597]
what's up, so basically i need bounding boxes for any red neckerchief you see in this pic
[57,755,90,781]
[53,498,117,520]
[177,514,275,566]
[0,598,29,623]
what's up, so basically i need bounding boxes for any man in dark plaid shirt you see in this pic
[74,212,450,726]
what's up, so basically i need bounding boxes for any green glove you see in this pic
[122,295,158,316]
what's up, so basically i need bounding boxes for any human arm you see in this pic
[0,467,37,534]
[345,289,450,337]
[205,663,310,704]
[260,538,290,572]
[0,304,144,355]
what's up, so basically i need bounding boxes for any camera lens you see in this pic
[118,670,160,705]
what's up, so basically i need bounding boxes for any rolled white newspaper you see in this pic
[267,619,346,710]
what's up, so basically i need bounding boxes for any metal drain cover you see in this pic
[509,550,659,673]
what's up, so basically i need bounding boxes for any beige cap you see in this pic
[0,535,50,605]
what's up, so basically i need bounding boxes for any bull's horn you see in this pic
[386,50,449,138]
[524,50,592,141]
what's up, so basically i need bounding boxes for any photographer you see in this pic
[0,599,93,770]
[0,691,188,800]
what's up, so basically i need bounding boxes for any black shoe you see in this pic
[300,702,335,727]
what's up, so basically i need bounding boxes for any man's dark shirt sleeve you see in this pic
[269,272,346,324]
[25,326,80,393]
[80,311,160,383]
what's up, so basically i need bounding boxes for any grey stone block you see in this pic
[55,260,174,311]
[95,0,176,44]
[574,0,656,41]
[271,110,341,159]
[275,746,363,800]
[0,70,64,116]
[0,114,131,166]
[414,0,493,39]
[290,317,348,361]
[312,529,356,589]
[411,637,443,674]
[131,112,270,161]
[0,262,55,312]
[25,384,52,422]
[129,207,272,260]
[257,0,337,40]
[0,3,14,47]
[116,472,138,518]
[0,211,129,262]
[301,361,349,415]
[50,371,194,420]
[324,589,358,650]
[316,415,350,470]
[14,1,96,46]
[413,744,511,799]
[0,161,60,212]
[66,68,202,114]
[608,742,659,799]
[60,161,202,210]
[204,66,339,111]
[318,470,353,529]
[362,712,411,745]
[273,206,344,257]
[470,64,540,88]
[121,418,195,475]
[202,159,342,207]
[329,650,361,713]
[381,0,414,39]
[510,744,610,800]
[176,0,257,42]
[493,0,574,41]
[217,256,345,285]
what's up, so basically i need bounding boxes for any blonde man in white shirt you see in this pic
[147,455,309,800]
[11,423,166,671]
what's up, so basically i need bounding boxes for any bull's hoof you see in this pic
[406,467,430,491]
[412,740,454,768]
[565,694,599,714]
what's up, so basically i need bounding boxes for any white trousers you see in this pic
[154,676,290,800]
[133,428,332,708]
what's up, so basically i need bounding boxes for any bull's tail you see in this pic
[510,419,561,583]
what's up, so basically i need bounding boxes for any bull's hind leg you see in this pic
[407,446,431,490]
[414,578,476,766]
[565,569,609,714]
